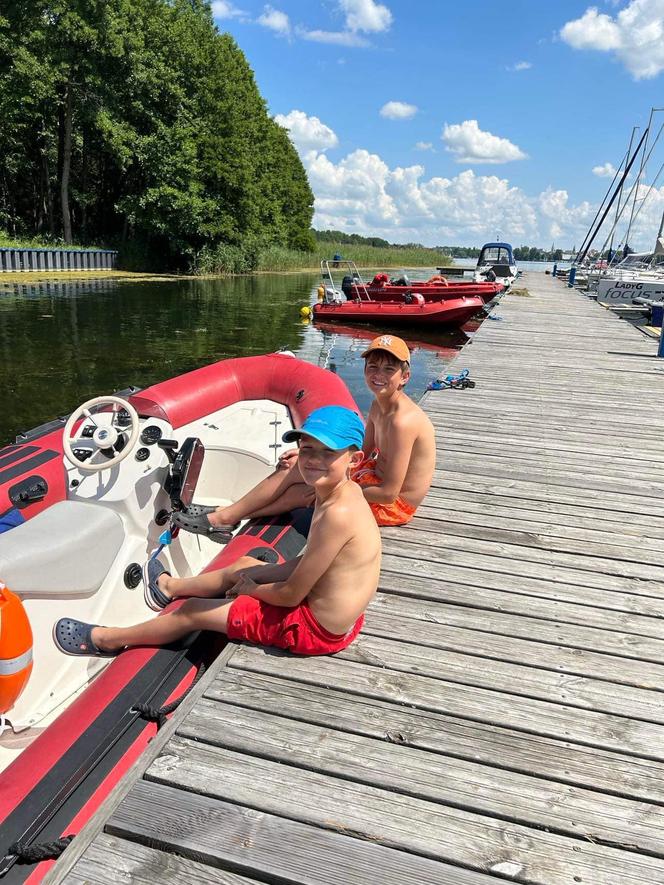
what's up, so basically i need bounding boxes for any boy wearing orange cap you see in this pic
[355,335,436,525]
[170,335,435,532]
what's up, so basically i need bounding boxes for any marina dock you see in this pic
[47,271,664,884]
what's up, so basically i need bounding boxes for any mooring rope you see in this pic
[7,834,74,864]
[132,659,207,730]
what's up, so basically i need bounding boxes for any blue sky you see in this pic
[212,0,664,250]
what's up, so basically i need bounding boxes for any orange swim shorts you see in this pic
[350,456,417,526]
[226,596,364,656]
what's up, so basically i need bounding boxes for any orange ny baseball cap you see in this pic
[360,334,411,364]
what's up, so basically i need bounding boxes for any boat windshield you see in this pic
[478,246,512,265]
[615,252,655,270]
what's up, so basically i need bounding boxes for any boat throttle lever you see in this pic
[157,439,179,464]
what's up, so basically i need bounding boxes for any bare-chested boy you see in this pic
[352,334,436,526]
[52,406,381,658]
[171,335,435,534]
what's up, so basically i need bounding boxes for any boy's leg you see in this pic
[161,555,264,602]
[92,597,234,653]
[210,462,311,526]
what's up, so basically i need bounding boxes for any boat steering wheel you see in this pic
[63,395,140,473]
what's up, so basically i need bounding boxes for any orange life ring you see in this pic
[427,274,449,286]
[0,583,33,715]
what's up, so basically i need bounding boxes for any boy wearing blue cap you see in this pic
[53,407,381,658]
[171,335,434,534]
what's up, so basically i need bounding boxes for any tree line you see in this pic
[442,245,566,261]
[0,0,315,270]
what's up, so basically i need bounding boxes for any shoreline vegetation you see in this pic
[0,231,454,277]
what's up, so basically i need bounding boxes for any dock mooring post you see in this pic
[552,263,557,277]
[658,320,664,358]
[567,267,576,288]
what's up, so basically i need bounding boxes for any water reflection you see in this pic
[0,273,469,445]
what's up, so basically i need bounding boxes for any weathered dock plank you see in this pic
[65,832,262,885]
[145,736,664,884]
[231,644,664,760]
[207,670,664,804]
[109,780,494,884]
[179,697,664,855]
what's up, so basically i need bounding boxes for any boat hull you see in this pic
[595,277,664,305]
[314,296,484,327]
[352,281,503,304]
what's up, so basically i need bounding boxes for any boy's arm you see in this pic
[362,410,376,457]
[236,556,302,585]
[362,417,416,504]
[226,510,349,607]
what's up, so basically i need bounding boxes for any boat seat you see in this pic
[0,501,125,598]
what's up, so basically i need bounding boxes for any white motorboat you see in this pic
[473,242,518,288]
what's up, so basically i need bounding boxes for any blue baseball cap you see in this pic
[282,405,365,450]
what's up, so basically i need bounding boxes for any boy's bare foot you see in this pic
[90,625,121,653]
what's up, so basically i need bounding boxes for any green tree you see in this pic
[0,0,315,267]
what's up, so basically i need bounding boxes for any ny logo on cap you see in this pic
[378,336,393,346]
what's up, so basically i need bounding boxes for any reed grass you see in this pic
[256,242,452,272]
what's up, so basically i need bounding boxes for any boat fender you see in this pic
[317,285,325,301]
[427,275,449,286]
[0,582,33,715]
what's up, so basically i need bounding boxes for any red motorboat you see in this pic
[0,353,355,883]
[314,292,483,328]
[346,271,504,305]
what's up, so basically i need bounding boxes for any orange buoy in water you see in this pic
[0,583,33,715]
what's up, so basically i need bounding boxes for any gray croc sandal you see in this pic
[142,556,172,611]
[53,618,116,657]
[171,509,238,543]
[182,503,218,517]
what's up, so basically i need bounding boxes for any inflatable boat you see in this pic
[0,353,356,884]
[313,293,484,327]
[344,272,504,305]
[316,259,485,328]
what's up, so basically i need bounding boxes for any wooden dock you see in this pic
[48,272,664,884]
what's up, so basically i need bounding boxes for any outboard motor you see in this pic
[341,275,354,297]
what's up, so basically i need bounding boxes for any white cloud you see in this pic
[442,120,527,164]
[297,27,368,46]
[257,6,290,36]
[293,0,392,48]
[560,1,664,79]
[380,101,418,120]
[508,60,532,71]
[593,162,617,178]
[415,141,434,151]
[274,110,339,153]
[339,0,393,33]
[276,108,641,248]
[211,1,245,19]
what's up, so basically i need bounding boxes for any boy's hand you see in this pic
[226,574,259,598]
[277,448,298,470]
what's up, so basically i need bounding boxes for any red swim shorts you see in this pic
[351,456,417,526]
[226,596,364,656]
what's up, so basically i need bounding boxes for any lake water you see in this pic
[0,272,474,446]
